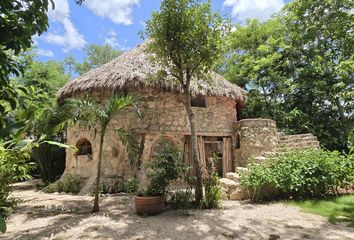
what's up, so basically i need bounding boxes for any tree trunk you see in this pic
[92,131,105,213]
[184,89,203,204]
[334,97,350,141]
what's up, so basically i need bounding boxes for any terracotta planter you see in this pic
[135,195,165,215]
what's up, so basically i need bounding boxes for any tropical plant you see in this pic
[0,0,53,122]
[143,0,227,204]
[143,140,188,196]
[241,148,354,201]
[47,94,140,212]
[124,177,140,194]
[202,157,222,209]
[42,174,83,194]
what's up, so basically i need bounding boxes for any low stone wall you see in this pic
[234,119,279,167]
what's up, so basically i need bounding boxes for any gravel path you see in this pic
[1,181,353,240]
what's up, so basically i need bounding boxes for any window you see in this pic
[191,95,207,108]
[76,138,92,155]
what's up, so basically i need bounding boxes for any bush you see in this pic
[31,142,65,184]
[43,174,83,194]
[241,148,354,201]
[202,157,222,209]
[101,177,124,194]
[144,140,188,196]
[0,143,34,219]
[169,190,193,209]
[124,177,140,194]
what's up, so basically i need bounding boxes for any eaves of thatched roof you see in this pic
[57,42,247,106]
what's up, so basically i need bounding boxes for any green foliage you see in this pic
[42,174,83,194]
[124,177,140,194]
[0,215,6,233]
[144,140,188,196]
[0,141,34,218]
[221,0,354,151]
[169,190,193,209]
[19,59,69,96]
[65,44,122,76]
[143,0,228,205]
[31,143,65,184]
[101,177,124,194]
[202,158,222,209]
[0,0,52,117]
[287,195,354,227]
[241,148,354,201]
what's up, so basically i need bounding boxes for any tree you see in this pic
[47,95,139,213]
[284,0,354,146]
[19,59,69,96]
[0,0,52,120]
[65,44,122,76]
[143,0,226,204]
[222,0,353,151]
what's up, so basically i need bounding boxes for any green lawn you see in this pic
[286,194,354,227]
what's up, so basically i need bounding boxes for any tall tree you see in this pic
[65,44,122,76]
[222,0,353,150]
[143,0,226,203]
[284,0,354,143]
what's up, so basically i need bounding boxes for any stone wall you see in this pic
[64,87,238,183]
[233,119,279,167]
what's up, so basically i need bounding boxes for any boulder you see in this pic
[225,172,241,183]
[229,188,249,201]
[219,178,239,190]
[235,167,248,174]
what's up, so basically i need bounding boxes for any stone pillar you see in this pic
[234,119,279,167]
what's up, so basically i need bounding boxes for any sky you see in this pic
[34,0,291,63]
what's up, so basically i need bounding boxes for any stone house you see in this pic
[57,42,319,187]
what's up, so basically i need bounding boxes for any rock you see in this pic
[225,172,241,182]
[219,178,239,189]
[254,156,267,162]
[336,216,350,222]
[268,234,280,240]
[229,188,248,201]
[221,191,229,200]
[221,230,238,238]
[235,167,248,174]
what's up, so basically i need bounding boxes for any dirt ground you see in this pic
[1,181,353,240]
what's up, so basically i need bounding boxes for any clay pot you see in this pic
[135,195,165,215]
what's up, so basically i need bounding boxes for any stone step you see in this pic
[279,136,318,144]
[277,141,320,148]
[280,133,314,140]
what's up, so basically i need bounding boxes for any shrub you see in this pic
[124,177,140,194]
[0,143,34,219]
[202,157,222,209]
[169,190,193,209]
[101,177,124,194]
[241,148,354,201]
[31,142,65,184]
[143,140,188,196]
[43,174,83,194]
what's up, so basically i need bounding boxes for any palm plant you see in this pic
[46,94,139,213]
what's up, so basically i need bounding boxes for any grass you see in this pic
[286,194,354,227]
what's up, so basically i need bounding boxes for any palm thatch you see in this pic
[58,41,247,106]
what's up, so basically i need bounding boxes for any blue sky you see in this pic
[34,0,291,63]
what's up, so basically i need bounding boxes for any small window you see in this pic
[76,138,92,155]
[191,95,207,108]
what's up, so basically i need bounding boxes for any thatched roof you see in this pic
[58,42,247,106]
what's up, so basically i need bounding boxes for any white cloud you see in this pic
[83,0,139,25]
[37,49,54,57]
[44,0,86,51]
[101,29,129,50]
[224,0,284,22]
